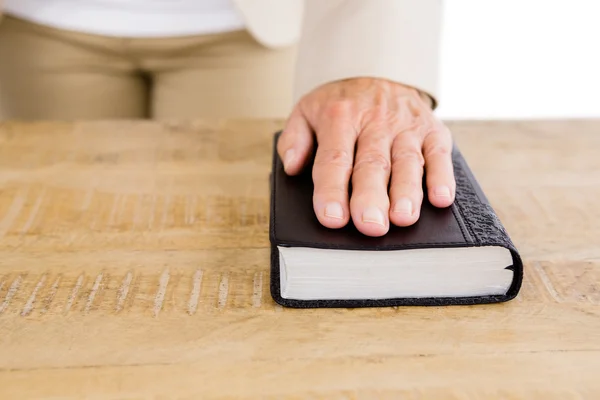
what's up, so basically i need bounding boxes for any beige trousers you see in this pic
[0,16,296,120]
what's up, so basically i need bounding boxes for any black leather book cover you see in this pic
[269,132,523,308]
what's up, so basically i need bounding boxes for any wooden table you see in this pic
[0,119,598,399]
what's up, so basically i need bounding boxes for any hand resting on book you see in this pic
[277,77,455,237]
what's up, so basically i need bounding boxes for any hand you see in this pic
[277,78,455,237]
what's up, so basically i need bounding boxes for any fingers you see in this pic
[312,109,357,229]
[389,133,424,227]
[277,107,314,176]
[281,99,454,237]
[423,123,455,208]
[350,128,392,237]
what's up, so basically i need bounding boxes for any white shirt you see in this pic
[3,0,247,38]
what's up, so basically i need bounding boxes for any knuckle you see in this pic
[364,110,403,132]
[363,105,388,121]
[314,148,353,169]
[424,125,443,137]
[426,120,451,137]
[353,151,391,172]
[424,123,438,135]
[324,101,353,119]
[361,132,390,147]
[391,148,425,167]
[314,185,347,197]
[394,177,421,192]
[424,144,452,158]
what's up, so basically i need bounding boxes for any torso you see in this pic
[3,0,246,38]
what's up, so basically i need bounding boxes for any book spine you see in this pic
[451,148,516,251]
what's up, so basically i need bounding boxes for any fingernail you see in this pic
[434,186,451,198]
[362,206,385,226]
[324,202,344,219]
[393,198,413,215]
[283,149,295,170]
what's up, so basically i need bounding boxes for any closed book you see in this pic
[269,132,523,308]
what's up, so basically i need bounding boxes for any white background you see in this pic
[436,0,600,119]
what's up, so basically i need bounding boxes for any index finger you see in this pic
[312,112,358,229]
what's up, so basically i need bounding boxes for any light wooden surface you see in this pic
[0,119,599,399]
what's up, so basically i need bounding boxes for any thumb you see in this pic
[277,106,314,176]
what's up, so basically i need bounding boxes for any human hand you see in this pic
[277,78,455,237]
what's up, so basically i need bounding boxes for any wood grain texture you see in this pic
[0,119,599,399]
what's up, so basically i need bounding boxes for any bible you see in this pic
[269,132,523,308]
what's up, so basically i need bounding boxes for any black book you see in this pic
[269,132,523,308]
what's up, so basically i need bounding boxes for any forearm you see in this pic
[293,0,442,108]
